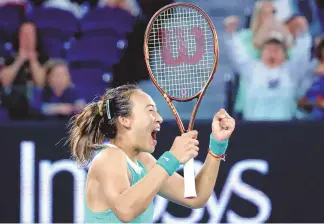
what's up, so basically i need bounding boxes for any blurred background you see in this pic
[0,0,324,223]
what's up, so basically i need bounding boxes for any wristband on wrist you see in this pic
[209,133,228,156]
[156,151,180,176]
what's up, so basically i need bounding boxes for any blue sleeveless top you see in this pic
[85,147,154,223]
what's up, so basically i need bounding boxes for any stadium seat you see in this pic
[0,107,8,121]
[66,36,125,67]
[26,7,78,58]
[68,64,112,102]
[80,7,136,38]
[0,4,25,39]
[0,4,25,56]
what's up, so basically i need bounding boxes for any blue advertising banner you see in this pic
[0,121,323,223]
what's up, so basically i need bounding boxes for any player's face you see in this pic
[129,90,163,153]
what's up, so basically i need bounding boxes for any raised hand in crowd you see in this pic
[224,16,240,33]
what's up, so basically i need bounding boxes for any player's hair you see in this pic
[67,84,139,166]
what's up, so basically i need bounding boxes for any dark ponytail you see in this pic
[68,84,139,166]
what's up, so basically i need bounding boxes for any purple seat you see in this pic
[26,7,78,58]
[41,36,66,58]
[0,110,8,121]
[69,66,111,102]
[27,7,78,36]
[81,7,135,38]
[0,5,25,40]
[66,36,125,67]
[0,105,8,121]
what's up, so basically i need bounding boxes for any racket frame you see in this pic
[144,2,219,199]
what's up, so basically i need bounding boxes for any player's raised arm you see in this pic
[140,109,235,209]
[68,84,203,223]
[191,109,235,206]
[144,2,219,199]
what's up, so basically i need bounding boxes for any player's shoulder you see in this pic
[91,146,127,171]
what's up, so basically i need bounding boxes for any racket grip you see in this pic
[184,158,197,199]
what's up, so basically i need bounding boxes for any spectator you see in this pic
[42,0,85,18]
[266,0,321,37]
[0,22,49,120]
[224,1,294,119]
[291,0,322,37]
[286,14,321,41]
[225,1,293,59]
[224,16,312,121]
[297,38,324,120]
[32,59,86,120]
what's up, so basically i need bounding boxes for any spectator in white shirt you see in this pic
[42,0,83,18]
[224,16,312,121]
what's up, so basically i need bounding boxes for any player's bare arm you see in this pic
[90,147,169,222]
[89,130,200,222]
[139,109,235,209]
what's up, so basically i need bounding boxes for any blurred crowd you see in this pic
[1,0,324,122]
[0,0,174,121]
[225,0,324,121]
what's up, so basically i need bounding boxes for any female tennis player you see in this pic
[68,84,235,223]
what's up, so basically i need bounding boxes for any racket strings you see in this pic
[147,5,215,99]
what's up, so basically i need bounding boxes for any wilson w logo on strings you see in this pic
[159,27,205,66]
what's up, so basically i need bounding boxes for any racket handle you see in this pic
[183,158,197,199]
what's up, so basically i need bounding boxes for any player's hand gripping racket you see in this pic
[144,3,219,198]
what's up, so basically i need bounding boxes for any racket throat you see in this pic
[163,94,186,133]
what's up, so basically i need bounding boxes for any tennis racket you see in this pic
[144,3,219,199]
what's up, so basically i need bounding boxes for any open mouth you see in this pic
[151,131,157,141]
[269,57,276,64]
[151,127,160,145]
